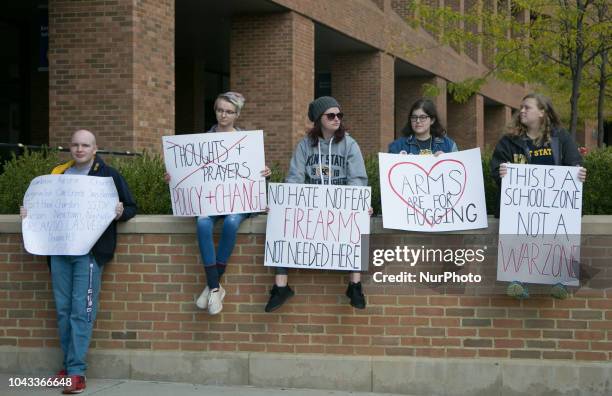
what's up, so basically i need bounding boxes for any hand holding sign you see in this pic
[496,164,583,286]
[379,149,488,232]
[21,175,119,256]
[162,131,267,217]
[265,183,371,271]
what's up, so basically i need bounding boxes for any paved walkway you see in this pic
[0,373,405,396]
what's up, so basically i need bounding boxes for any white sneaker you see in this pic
[207,287,225,315]
[195,286,210,309]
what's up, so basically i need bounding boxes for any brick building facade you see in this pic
[3,0,530,165]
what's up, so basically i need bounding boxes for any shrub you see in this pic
[108,152,172,215]
[582,147,612,215]
[1,147,611,215]
[268,162,286,183]
[0,149,59,214]
[481,149,500,215]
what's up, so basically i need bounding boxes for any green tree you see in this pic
[409,0,612,137]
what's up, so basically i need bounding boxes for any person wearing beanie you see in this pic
[265,96,373,313]
[165,91,271,315]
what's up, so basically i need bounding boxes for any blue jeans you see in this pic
[197,213,248,274]
[50,254,102,376]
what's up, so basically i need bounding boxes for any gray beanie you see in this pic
[308,96,340,122]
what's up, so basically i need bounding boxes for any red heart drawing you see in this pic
[387,160,467,227]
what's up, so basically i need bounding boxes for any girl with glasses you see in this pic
[490,93,587,300]
[166,92,271,315]
[388,98,458,155]
[265,96,372,312]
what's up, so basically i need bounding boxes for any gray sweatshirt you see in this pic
[286,134,368,186]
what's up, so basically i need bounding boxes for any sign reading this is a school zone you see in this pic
[162,131,267,216]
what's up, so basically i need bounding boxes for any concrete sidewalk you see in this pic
[0,373,405,396]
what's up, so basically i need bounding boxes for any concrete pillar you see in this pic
[395,76,447,139]
[331,51,395,155]
[484,105,512,149]
[230,12,314,168]
[447,94,484,149]
[48,0,174,151]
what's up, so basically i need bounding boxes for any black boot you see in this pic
[346,282,366,309]
[265,285,295,312]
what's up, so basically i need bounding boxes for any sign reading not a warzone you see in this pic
[22,175,119,256]
[497,164,583,286]
[265,183,371,271]
[378,149,488,232]
[162,131,267,216]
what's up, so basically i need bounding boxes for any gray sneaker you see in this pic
[195,286,210,309]
[207,287,226,315]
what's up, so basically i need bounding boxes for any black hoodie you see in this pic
[489,128,583,216]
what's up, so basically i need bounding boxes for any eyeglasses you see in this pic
[410,115,430,122]
[215,108,237,116]
[323,112,343,121]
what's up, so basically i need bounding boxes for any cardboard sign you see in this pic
[264,183,371,271]
[379,149,488,232]
[22,175,118,255]
[497,164,582,286]
[162,131,267,216]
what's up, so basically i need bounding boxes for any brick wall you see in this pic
[464,0,481,64]
[448,93,484,149]
[133,0,175,151]
[484,104,512,149]
[230,12,314,169]
[273,0,526,106]
[331,51,395,155]
[1,217,610,361]
[48,0,174,152]
[391,0,414,22]
[395,76,447,139]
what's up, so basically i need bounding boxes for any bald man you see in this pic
[22,130,136,393]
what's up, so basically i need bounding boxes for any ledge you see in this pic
[1,347,610,395]
[1,215,611,235]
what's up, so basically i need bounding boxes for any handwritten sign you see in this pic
[497,164,582,286]
[162,131,267,216]
[378,149,488,232]
[264,183,371,271]
[22,175,119,255]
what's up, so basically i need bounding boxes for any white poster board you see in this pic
[378,148,488,232]
[162,131,267,216]
[264,183,371,271]
[497,164,582,286]
[22,175,119,256]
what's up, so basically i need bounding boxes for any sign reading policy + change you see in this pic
[497,164,583,286]
[264,183,371,271]
[378,148,488,232]
[162,131,267,216]
[22,175,119,255]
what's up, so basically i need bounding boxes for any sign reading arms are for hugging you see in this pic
[378,149,488,232]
